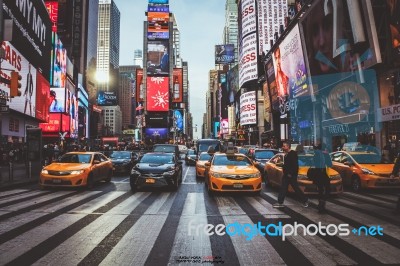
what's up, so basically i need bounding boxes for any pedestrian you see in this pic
[273,141,309,208]
[390,152,400,214]
[313,143,333,213]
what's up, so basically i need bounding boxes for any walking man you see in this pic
[273,142,309,208]
[314,143,332,213]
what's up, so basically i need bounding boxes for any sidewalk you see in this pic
[0,162,40,190]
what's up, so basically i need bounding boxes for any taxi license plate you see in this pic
[52,179,61,184]
[233,183,243,189]
[146,178,156,184]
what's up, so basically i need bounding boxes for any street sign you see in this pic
[0,105,9,113]
[0,98,6,105]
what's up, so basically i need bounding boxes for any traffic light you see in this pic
[10,71,22,97]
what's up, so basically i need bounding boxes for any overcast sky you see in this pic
[113,0,226,139]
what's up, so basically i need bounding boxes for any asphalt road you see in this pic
[0,163,399,265]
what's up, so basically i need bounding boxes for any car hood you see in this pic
[210,165,258,174]
[45,163,90,171]
[358,163,394,174]
[197,160,208,166]
[135,163,174,174]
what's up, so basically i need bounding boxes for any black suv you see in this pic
[152,144,180,161]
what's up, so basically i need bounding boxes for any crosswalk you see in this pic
[0,186,399,265]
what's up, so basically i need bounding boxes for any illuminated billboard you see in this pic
[148,0,169,4]
[227,65,239,102]
[0,42,37,118]
[52,33,67,88]
[36,72,50,122]
[49,87,66,113]
[240,91,257,125]
[136,69,144,102]
[172,68,183,103]
[146,77,169,111]
[174,110,184,131]
[97,91,117,106]
[147,12,169,39]
[215,44,235,64]
[45,1,59,33]
[147,40,169,76]
[145,128,169,139]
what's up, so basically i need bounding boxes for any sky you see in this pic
[113,0,226,139]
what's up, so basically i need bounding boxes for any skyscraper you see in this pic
[223,0,238,65]
[133,49,143,68]
[97,0,120,92]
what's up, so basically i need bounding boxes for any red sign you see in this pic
[92,105,102,113]
[35,72,50,122]
[146,77,169,111]
[136,69,144,102]
[39,113,70,133]
[172,68,183,103]
[45,1,58,33]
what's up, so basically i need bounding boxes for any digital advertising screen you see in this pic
[215,44,235,65]
[146,77,169,111]
[148,0,169,4]
[147,40,169,76]
[147,12,169,40]
[136,69,144,102]
[0,42,37,118]
[240,91,257,125]
[97,91,118,106]
[45,1,59,33]
[172,68,183,103]
[174,109,184,131]
[52,33,67,88]
[39,113,70,134]
[145,128,169,139]
[49,87,66,113]
[35,72,50,122]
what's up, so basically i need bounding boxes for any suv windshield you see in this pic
[109,151,131,159]
[140,154,174,164]
[153,146,177,153]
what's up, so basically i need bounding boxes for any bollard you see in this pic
[28,161,32,179]
[9,162,13,181]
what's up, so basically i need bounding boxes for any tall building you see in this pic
[223,0,238,65]
[133,49,143,68]
[101,106,122,135]
[97,0,120,92]
[119,65,140,129]
[171,14,182,68]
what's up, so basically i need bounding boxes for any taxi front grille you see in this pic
[44,180,72,185]
[221,185,253,190]
[47,171,70,176]
[221,174,254,180]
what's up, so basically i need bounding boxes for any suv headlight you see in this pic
[362,168,375,175]
[41,169,48,174]
[210,171,224,178]
[70,170,84,175]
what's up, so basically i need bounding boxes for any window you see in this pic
[9,118,19,132]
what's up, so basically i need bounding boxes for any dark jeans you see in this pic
[278,174,308,204]
[315,169,330,202]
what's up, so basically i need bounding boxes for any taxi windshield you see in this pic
[199,153,212,160]
[351,153,384,164]
[213,155,251,166]
[59,154,92,164]
[110,151,131,159]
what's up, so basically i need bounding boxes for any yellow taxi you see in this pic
[195,152,212,178]
[330,151,400,192]
[264,153,343,194]
[204,146,262,194]
[39,152,113,189]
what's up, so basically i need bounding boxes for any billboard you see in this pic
[148,0,169,4]
[39,113,70,134]
[172,68,183,103]
[147,12,169,40]
[36,72,50,122]
[239,32,258,87]
[240,91,257,125]
[301,0,381,78]
[45,1,59,33]
[66,80,78,138]
[263,82,273,132]
[219,73,229,119]
[146,113,169,127]
[136,69,144,102]
[97,91,117,106]
[147,40,169,76]
[227,65,239,101]
[220,119,229,134]
[145,128,169,139]
[52,33,67,88]
[148,5,169,12]
[387,0,400,61]
[215,44,235,64]
[257,0,288,54]
[174,109,184,131]
[147,77,169,111]
[272,25,308,98]
[4,0,52,81]
[265,58,279,111]
[49,87,66,113]
[0,42,37,118]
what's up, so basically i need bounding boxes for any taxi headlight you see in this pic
[247,172,261,178]
[297,174,308,180]
[330,174,341,180]
[41,169,48,174]
[70,170,84,175]
[210,171,224,178]
[362,168,375,175]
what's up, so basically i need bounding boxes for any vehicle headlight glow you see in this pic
[361,168,375,175]
[210,171,224,178]
[41,169,48,174]
[163,170,176,176]
[247,172,261,178]
[70,170,84,175]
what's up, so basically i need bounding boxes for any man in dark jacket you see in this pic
[314,143,333,213]
[273,142,309,208]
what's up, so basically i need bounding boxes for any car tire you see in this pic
[87,174,94,189]
[351,176,361,192]
[104,170,112,183]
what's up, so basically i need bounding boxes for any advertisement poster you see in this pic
[147,12,169,40]
[172,68,183,103]
[215,44,235,65]
[146,77,169,111]
[273,24,308,98]
[227,65,239,102]
[240,91,257,125]
[174,109,184,131]
[97,91,118,106]
[136,69,144,102]
[145,128,168,139]
[147,41,169,76]
[45,1,59,33]
[0,42,37,118]
[39,113,70,134]
[52,34,67,88]
[263,82,273,132]
[49,87,66,113]
[239,33,258,87]
[35,73,50,122]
